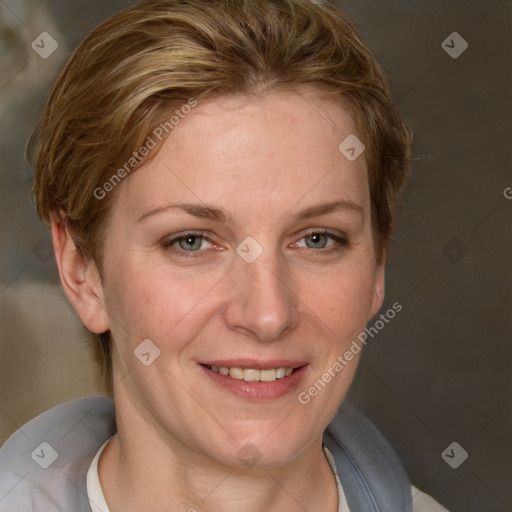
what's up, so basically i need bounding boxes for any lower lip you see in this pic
[200,365,308,400]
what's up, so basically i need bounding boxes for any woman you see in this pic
[0,1,448,510]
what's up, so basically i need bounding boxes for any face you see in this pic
[92,90,384,467]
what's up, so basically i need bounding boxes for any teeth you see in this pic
[208,365,295,382]
[275,367,286,379]
[259,369,276,382]
[244,369,260,382]
[229,367,244,380]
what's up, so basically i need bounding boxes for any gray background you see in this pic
[0,1,511,511]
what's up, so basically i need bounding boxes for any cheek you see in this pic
[101,255,222,348]
[301,260,376,335]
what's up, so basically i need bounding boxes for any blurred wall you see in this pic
[0,1,510,511]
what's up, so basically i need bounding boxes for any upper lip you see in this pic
[200,359,308,370]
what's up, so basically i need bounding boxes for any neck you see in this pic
[98,389,339,512]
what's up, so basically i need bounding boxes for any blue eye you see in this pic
[175,234,205,251]
[162,232,214,258]
[303,232,338,249]
[294,230,349,254]
[162,230,348,259]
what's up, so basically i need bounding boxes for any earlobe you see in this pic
[51,212,109,334]
[369,251,386,319]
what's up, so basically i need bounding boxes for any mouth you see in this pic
[199,361,308,400]
[204,365,295,382]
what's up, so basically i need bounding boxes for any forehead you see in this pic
[170,90,359,163]
[112,91,369,223]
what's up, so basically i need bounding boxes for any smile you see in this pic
[205,365,294,382]
[200,362,308,400]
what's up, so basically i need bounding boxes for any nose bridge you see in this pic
[223,242,299,342]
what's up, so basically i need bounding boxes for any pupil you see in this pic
[307,233,325,248]
[181,235,200,250]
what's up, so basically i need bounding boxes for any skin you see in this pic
[52,90,385,512]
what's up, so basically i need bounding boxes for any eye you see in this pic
[162,232,216,258]
[162,229,348,259]
[293,230,348,253]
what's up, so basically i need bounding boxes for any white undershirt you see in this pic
[86,438,447,512]
[86,438,112,512]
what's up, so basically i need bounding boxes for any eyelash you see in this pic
[162,230,349,259]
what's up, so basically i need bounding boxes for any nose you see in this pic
[223,247,300,343]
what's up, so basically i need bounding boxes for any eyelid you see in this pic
[161,231,216,253]
[162,230,212,244]
[162,228,349,259]
[300,227,347,239]
[291,228,348,249]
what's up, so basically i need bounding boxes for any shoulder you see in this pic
[325,402,450,512]
[0,396,116,512]
[325,399,412,512]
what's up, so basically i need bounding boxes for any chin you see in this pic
[204,425,317,470]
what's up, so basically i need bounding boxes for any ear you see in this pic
[50,212,109,334]
[368,248,386,320]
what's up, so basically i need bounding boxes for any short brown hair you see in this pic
[29,0,412,392]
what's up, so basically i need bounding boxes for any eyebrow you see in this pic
[137,202,231,224]
[136,199,364,224]
[294,199,364,221]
